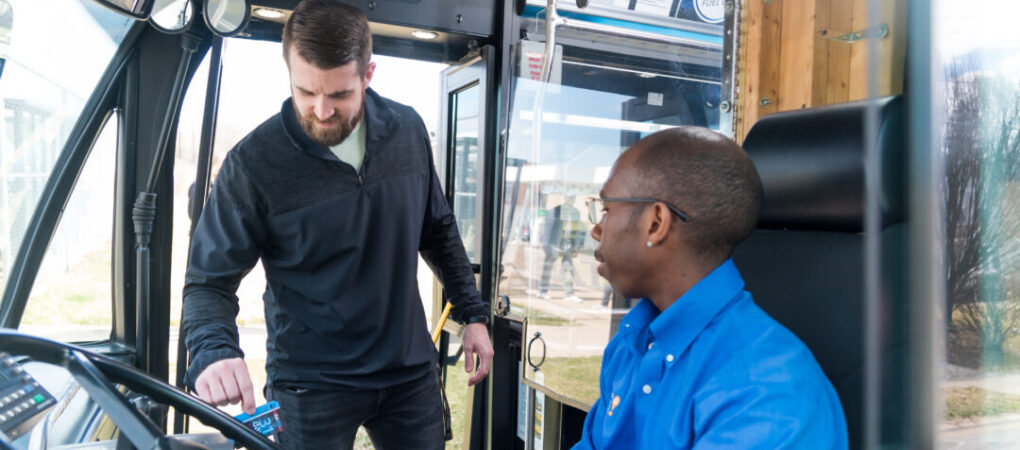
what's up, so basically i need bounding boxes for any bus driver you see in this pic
[574,127,848,449]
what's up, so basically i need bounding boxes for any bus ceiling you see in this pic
[87,0,732,66]
[91,0,503,63]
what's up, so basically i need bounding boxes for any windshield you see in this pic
[0,0,132,297]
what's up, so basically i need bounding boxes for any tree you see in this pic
[944,57,1020,365]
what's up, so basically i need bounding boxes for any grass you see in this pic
[20,246,112,328]
[440,360,470,450]
[944,309,1020,424]
[944,386,1020,423]
[509,306,570,327]
[528,313,571,327]
[536,356,602,407]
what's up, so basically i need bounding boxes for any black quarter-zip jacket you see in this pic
[182,88,488,390]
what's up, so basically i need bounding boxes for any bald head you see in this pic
[625,127,763,262]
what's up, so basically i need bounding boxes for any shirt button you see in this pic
[642,385,652,394]
[647,342,655,350]
[666,354,675,362]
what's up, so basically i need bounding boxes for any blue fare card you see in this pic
[234,401,284,437]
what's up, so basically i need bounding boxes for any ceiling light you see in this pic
[253,7,286,20]
[411,30,439,40]
[638,72,656,79]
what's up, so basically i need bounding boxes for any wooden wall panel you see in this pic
[736,0,906,142]
[811,0,831,107]
[777,0,817,111]
[879,0,907,98]
[737,0,782,141]
[848,0,869,100]
[738,0,763,139]
[847,0,907,100]
[826,0,854,104]
[758,0,783,113]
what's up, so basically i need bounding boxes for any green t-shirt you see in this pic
[328,119,366,172]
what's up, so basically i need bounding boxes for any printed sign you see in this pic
[520,40,563,85]
[517,363,529,440]
[693,0,725,24]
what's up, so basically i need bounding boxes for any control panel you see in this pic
[0,352,56,440]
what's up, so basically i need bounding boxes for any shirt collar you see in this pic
[280,87,395,158]
[618,259,746,357]
[328,118,365,154]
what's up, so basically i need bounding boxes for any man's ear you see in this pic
[362,61,377,87]
[646,202,672,247]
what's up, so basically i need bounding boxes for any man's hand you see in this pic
[462,323,494,386]
[194,357,256,415]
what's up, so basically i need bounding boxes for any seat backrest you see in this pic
[732,96,906,449]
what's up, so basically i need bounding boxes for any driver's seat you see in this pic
[732,96,908,449]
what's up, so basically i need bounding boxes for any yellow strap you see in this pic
[432,302,453,344]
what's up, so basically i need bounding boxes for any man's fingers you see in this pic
[195,379,213,404]
[464,346,476,373]
[206,376,228,406]
[233,364,257,414]
[194,358,252,411]
[468,347,493,386]
[477,351,492,377]
[461,323,493,386]
[219,369,242,405]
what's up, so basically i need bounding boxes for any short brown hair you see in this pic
[630,127,763,261]
[282,0,373,74]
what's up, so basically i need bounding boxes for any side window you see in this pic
[21,116,117,342]
[938,0,1020,442]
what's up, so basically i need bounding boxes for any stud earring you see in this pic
[646,241,653,247]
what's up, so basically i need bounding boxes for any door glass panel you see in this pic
[19,115,117,342]
[0,0,132,295]
[938,0,1020,445]
[499,41,721,407]
[450,83,482,263]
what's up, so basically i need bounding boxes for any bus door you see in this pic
[434,44,499,449]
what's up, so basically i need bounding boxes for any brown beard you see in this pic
[295,102,364,147]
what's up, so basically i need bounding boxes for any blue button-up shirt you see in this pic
[574,260,848,449]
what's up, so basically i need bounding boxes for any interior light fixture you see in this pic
[411,30,439,40]
[253,7,286,20]
[638,72,657,79]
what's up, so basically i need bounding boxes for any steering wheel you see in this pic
[0,330,280,450]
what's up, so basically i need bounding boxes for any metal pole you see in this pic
[134,32,199,376]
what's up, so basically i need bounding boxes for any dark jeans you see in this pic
[266,370,446,450]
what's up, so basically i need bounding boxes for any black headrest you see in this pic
[742,96,905,232]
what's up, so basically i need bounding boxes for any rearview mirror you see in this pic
[204,0,250,37]
[149,0,195,33]
[93,0,154,20]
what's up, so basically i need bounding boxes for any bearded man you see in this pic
[180,1,492,448]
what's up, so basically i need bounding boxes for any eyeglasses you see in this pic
[586,197,692,224]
